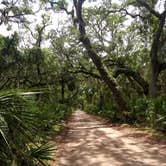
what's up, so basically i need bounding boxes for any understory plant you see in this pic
[0,90,71,166]
[84,96,166,131]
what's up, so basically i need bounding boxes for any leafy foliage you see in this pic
[0,90,71,165]
[0,0,166,163]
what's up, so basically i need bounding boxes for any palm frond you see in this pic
[0,90,56,165]
[28,143,55,165]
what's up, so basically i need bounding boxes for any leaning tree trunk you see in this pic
[73,0,129,114]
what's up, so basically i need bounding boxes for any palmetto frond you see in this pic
[0,90,54,166]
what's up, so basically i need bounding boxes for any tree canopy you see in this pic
[0,0,166,165]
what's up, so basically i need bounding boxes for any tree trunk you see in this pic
[82,37,129,112]
[149,61,160,98]
[149,14,166,97]
[73,0,129,114]
[135,0,166,98]
[99,89,103,110]
[61,77,65,104]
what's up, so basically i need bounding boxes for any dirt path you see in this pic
[51,110,166,166]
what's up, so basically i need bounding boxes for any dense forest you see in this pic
[0,0,166,165]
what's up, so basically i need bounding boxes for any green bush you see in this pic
[84,96,166,131]
[146,97,166,129]
[84,104,98,114]
[84,102,120,122]
[34,101,71,137]
[129,97,148,123]
[0,90,72,166]
[129,97,166,130]
[0,91,55,165]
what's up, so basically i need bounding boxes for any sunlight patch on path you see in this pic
[52,110,166,166]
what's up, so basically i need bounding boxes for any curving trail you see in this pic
[51,110,166,166]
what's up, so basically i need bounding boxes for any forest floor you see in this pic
[51,110,166,166]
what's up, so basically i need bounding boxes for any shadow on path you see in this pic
[52,110,166,166]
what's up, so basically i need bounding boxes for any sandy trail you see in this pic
[51,110,166,166]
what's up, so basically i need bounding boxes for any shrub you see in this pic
[0,90,72,165]
[0,91,55,165]
[129,97,166,130]
[84,104,98,114]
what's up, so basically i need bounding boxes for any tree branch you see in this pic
[72,69,101,80]
[135,0,161,18]
[49,0,74,16]
[104,8,145,19]
[110,64,149,95]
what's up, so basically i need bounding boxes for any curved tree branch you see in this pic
[135,0,161,18]
[114,67,149,95]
